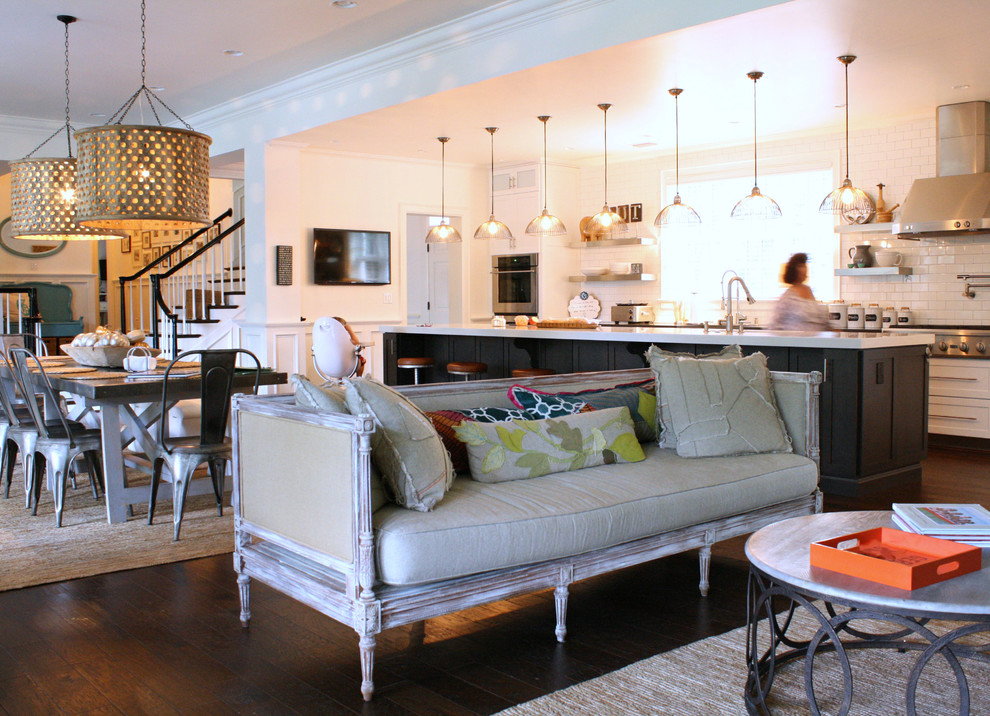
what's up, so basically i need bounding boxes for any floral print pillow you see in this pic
[453,406,645,483]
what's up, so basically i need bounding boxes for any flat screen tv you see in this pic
[313,228,391,285]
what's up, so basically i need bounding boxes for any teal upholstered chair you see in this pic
[0,282,84,343]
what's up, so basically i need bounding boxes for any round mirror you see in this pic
[0,216,68,258]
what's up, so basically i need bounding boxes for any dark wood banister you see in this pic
[118,208,233,330]
[150,217,245,355]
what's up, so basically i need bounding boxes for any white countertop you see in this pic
[379,323,934,349]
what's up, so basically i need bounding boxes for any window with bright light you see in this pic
[658,165,837,303]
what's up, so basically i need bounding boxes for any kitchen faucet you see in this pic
[724,275,756,333]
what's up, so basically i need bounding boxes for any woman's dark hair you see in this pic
[782,253,808,285]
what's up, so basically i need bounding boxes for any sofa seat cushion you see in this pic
[373,445,818,585]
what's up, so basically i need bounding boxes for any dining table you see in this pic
[13,354,287,524]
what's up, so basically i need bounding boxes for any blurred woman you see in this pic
[770,253,830,331]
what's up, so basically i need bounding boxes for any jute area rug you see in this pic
[0,465,234,592]
[496,606,989,715]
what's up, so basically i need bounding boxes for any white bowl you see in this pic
[609,261,632,274]
[580,266,608,276]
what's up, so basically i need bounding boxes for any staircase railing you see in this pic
[118,208,246,355]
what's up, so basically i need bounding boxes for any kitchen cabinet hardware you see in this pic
[930,414,979,421]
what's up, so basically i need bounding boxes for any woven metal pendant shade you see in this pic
[426,137,462,243]
[74,124,212,230]
[526,116,566,237]
[731,71,781,220]
[475,127,513,242]
[526,208,567,236]
[10,157,125,240]
[819,56,875,220]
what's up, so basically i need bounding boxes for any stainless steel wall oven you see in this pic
[491,253,539,316]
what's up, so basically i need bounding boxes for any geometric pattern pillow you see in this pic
[645,344,742,449]
[425,406,531,475]
[508,380,657,442]
[652,352,792,458]
[453,406,646,483]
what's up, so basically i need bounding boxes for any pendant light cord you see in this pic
[599,103,610,203]
[542,118,549,211]
[674,93,680,194]
[843,59,850,182]
[441,138,447,221]
[489,130,495,215]
[752,76,758,189]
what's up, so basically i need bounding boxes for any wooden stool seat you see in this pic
[511,368,557,378]
[446,361,487,380]
[397,357,435,384]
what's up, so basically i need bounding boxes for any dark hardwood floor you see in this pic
[1,446,988,715]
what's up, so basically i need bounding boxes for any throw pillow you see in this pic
[507,380,657,442]
[645,344,742,449]
[291,374,350,413]
[290,374,388,512]
[652,352,792,458]
[453,406,645,483]
[425,406,531,475]
[343,377,454,512]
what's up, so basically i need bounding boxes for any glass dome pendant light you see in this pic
[426,137,462,243]
[74,0,212,231]
[586,103,628,238]
[9,15,126,241]
[819,55,875,219]
[474,127,513,242]
[525,116,567,237]
[730,71,782,219]
[654,88,701,229]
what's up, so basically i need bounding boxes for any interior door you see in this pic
[406,213,454,325]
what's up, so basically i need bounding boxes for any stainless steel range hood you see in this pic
[892,101,990,238]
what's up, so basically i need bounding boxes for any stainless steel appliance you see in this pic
[492,253,539,316]
[921,326,990,357]
[610,303,654,324]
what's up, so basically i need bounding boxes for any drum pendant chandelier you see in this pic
[74,0,212,231]
[9,15,126,241]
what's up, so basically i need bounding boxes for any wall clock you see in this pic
[0,216,68,258]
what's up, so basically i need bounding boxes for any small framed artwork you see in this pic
[132,249,143,266]
[152,247,161,260]
[120,234,131,253]
[182,229,192,240]
[141,231,152,249]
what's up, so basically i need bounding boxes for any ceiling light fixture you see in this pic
[9,15,126,241]
[332,0,357,7]
[223,50,244,57]
[525,116,566,237]
[586,103,627,238]
[819,56,874,221]
[731,71,781,219]
[655,88,701,229]
[74,0,212,231]
[425,137,461,243]
[475,127,513,242]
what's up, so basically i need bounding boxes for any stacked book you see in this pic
[892,503,990,547]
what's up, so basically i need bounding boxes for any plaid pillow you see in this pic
[425,406,529,474]
[508,380,657,442]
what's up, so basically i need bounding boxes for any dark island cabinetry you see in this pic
[383,331,928,496]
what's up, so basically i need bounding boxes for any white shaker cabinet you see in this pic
[928,358,990,438]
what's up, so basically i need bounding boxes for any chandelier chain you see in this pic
[140,0,147,87]
[64,17,72,156]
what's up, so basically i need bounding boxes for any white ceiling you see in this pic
[2,0,990,167]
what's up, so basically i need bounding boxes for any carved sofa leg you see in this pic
[554,564,573,642]
[237,573,251,626]
[359,634,376,701]
[698,529,716,596]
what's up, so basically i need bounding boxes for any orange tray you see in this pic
[810,527,982,590]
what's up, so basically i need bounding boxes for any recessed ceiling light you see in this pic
[224,50,244,57]
[834,103,846,109]
[632,141,658,149]
[149,86,165,91]
[953,84,971,90]
[332,0,357,7]
[728,120,740,125]
[90,112,107,118]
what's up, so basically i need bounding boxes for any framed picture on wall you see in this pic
[152,247,161,260]
[133,249,143,266]
[141,231,152,249]
[120,234,131,253]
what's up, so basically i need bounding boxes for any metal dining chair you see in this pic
[148,349,261,541]
[8,347,104,526]
[0,333,47,356]
[0,350,39,505]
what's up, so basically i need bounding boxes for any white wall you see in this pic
[573,114,990,327]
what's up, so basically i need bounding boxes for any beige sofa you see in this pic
[231,367,822,701]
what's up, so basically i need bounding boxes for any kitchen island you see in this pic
[380,323,934,497]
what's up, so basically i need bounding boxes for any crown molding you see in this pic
[188,0,608,132]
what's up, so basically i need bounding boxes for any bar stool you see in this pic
[511,368,556,378]
[397,357,434,385]
[446,361,487,381]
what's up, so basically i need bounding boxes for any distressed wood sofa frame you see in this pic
[231,367,822,701]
